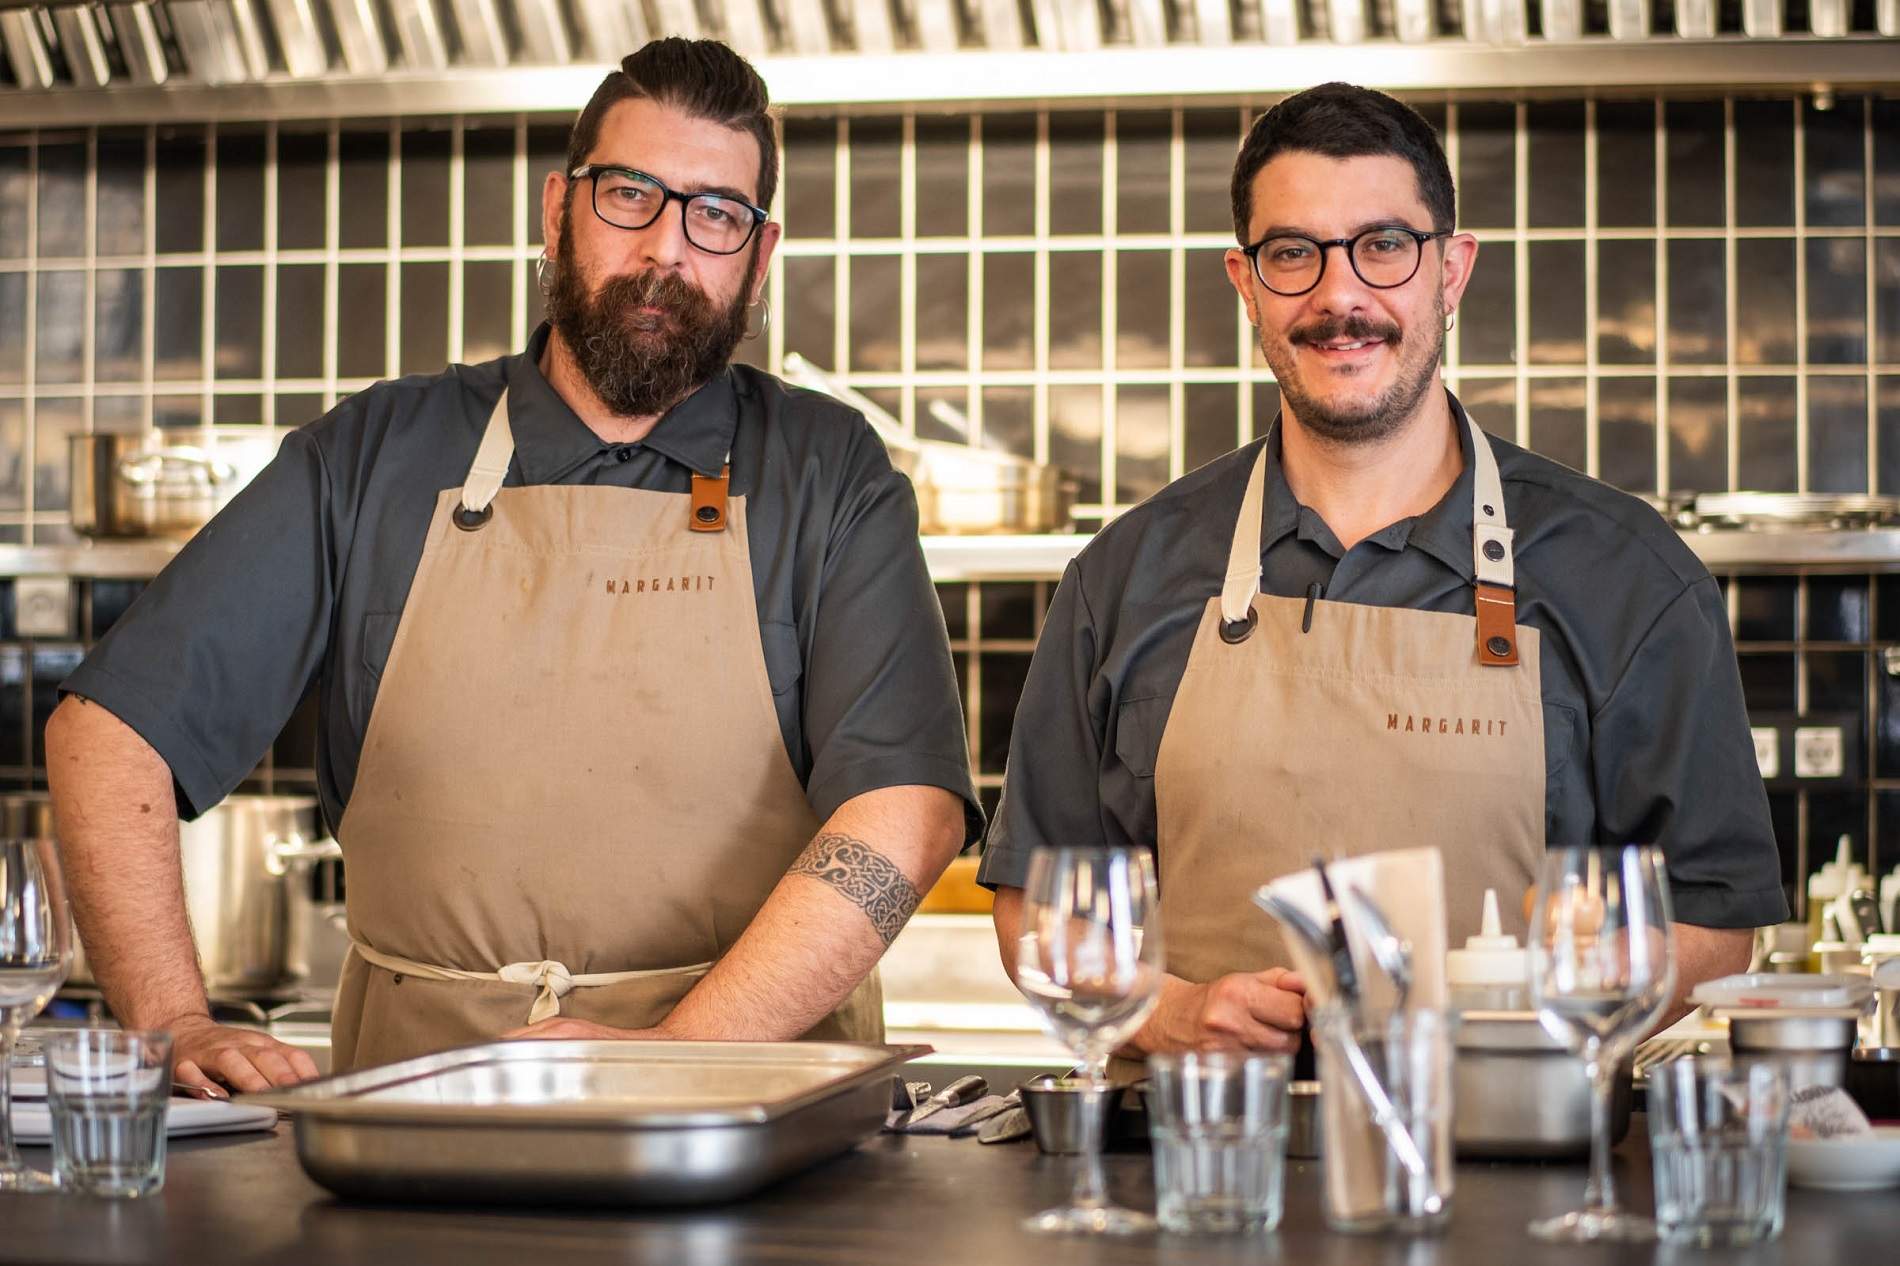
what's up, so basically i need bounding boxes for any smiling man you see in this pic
[47,38,977,1088]
[981,83,1785,1059]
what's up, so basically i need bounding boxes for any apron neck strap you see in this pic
[458,389,515,522]
[1467,411,1514,588]
[1218,437,1272,628]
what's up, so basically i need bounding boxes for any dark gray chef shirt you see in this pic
[66,325,982,843]
[978,393,1787,930]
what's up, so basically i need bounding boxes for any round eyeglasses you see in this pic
[1240,226,1450,297]
[570,164,767,256]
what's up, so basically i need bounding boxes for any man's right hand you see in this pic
[168,1015,320,1093]
[1136,968,1307,1055]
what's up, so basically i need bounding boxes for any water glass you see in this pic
[46,1029,175,1198]
[1647,1058,1790,1248]
[1146,1051,1290,1234]
[1310,1006,1454,1234]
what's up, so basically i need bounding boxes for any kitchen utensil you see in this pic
[0,793,341,995]
[45,1028,175,1198]
[1786,1125,1900,1191]
[780,354,1076,535]
[977,1102,1034,1145]
[244,1040,924,1206]
[902,1074,987,1126]
[1647,1058,1790,1247]
[1453,1012,1634,1159]
[1019,1074,1122,1156]
[948,1090,1021,1138]
[0,836,73,1193]
[1345,883,1413,1012]
[1312,861,1361,1009]
[70,426,297,539]
[1145,1051,1291,1234]
[1310,1005,1452,1232]
[1527,845,1677,1244]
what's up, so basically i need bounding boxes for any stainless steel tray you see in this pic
[246,1040,926,1206]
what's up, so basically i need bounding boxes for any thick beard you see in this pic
[1258,294,1444,446]
[544,217,752,419]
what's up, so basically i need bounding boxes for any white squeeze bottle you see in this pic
[1447,888,1530,1012]
[1807,836,1867,960]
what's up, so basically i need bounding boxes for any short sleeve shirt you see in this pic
[977,395,1788,930]
[65,325,982,844]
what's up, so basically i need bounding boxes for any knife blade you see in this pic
[948,1090,1021,1138]
[977,1104,1033,1144]
[903,1074,987,1126]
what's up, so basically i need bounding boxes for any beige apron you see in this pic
[1152,412,1546,992]
[329,390,882,1071]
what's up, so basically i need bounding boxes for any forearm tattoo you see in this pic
[789,834,922,947]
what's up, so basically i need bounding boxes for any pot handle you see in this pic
[117,449,240,487]
[266,832,343,876]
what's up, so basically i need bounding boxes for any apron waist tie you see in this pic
[348,940,714,1026]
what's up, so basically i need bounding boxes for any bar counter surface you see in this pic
[3,1120,1888,1265]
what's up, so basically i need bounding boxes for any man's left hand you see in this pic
[500,1017,668,1041]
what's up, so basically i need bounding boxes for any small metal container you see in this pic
[1019,1074,1119,1156]
[1724,1011,1860,1090]
[1452,1010,1631,1159]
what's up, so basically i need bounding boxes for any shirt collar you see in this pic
[1259,390,1479,580]
[503,324,739,483]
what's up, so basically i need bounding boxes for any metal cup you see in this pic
[1019,1075,1118,1155]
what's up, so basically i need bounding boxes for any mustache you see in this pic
[1289,315,1403,347]
[596,268,710,316]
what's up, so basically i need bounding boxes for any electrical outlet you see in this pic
[1751,727,1780,780]
[1794,726,1845,779]
[13,575,73,639]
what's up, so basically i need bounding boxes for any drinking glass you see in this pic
[1,837,75,1192]
[1015,846,1164,1234]
[1647,1057,1789,1247]
[1527,845,1676,1242]
[1146,1050,1290,1234]
[47,1029,175,1198]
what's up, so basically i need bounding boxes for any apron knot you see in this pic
[497,959,577,1024]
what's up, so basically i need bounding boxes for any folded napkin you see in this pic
[8,1097,278,1144]
[884,1095,1013,1135]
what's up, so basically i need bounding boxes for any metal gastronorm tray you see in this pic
[245,1040,926,1206]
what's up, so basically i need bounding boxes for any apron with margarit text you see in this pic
[328,390,882,1071]
[1152,413,1547,991]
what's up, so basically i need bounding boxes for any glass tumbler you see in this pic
[1145,1050,1291,1234]
[1647,1057,1790,1248]
[46,1029,175,1198]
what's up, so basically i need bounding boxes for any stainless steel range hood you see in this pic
[1,0,1896,125]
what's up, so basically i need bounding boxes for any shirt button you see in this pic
[614,447,633,463]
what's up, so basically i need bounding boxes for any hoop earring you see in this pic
[744,295,771,342]
[1444,311,1456,332]
[535,253,553,295]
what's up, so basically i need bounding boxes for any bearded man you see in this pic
[981,83,1784,1062]
[48,38,976,1090]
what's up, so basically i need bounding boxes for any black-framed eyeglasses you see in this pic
[1240,226,1450,296]
[569,164,767,256]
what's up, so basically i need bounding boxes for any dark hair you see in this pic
[565,37,778,211]
[1230,83,1455,242]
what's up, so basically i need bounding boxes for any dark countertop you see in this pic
[0,1121,1886,1266]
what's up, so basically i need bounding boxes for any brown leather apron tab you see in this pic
[1475,584,1521,666]
[690,466,730,533]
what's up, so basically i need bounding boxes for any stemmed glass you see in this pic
[1014,846,1164,1235]
[1528,845,1676,1242]
[1,837,75,1192]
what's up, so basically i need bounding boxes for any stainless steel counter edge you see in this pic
[10,529,1900,585]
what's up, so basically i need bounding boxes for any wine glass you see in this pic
[1528,845,1676,1242]
[1014,846,1164,1235]
[1,837,75,1192]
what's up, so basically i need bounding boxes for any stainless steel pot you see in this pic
[70,426,296,539]
[0,792,341,994]
[1452,1010,1633,1159]
[1724,1010,1861,1090]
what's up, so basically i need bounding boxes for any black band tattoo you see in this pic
[789,834,922,947]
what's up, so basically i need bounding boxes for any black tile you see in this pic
[982,387,1034,462]
[937,583,968,639]
[460,260,511,366]
[1880,670,1900,778]
[981,115,1036,238]
[93,394,144,435]
[1049,114,1104,237]
[35,270,84,384]
[30,646,86,766]
[783,255,834,366]
[1456,102,1516,231]
[88,581,145,640]
[96,134,146,258]
[1737,376,1798,491]
[34,400,81,513]
[1768,792,1800,901]
[399,128,451,248]
[0,145,28,257]
[1527,102,1585,229]
[336,263,387,380]
[1736,579,1795,643]
[1528,241,1585,365]
[1050,384,1103,503]
[95,269,143,383]
[155,132,207,254]
[1049,250,1103,369]
[1184,109,1242,236]
[982,251,1034,371]
[1807,238,1868,365]
[848,254,901,372]
[1879,241,1900,365]
[1735,238,1797,365]
[524,124,567,248]
[1804,96,1867,229]
[1596,239,1656,365]
[1807,796,1871,884]
[0,402,21,510]
[1809,377,1868,495]
[275,264,326,380]
[1252,382,1281,435]
[0,645,25,768]
[153,267,204,381]
[1881,377,1900,498]
[1116,384,1171,505]
[1597,376,1656,492]
[1664,101,1725,229]
[1459,378,1516,445]
[399,261,450,376]
[1877,97,1900,226]
[1809,577,1871,643]
[462,125,515,247]
[36,142,85,258]
[1667,376,1727,492]
[0,274,21,386]
[916,254,968,372]
[338,128,390,250]
[276,129,329,252]
[1879,792,1900,881]
[153,395,202,428]
[1666,239,1726,364]
[848,117,901,239]
[977,652,1031,772]
[1737,651,1797,711]
[1807,651,1868,713]
[1185,382,1240,473]
[1595,100,1656,229]
[0,582,13,638]
[213,265,264,380]
[916,387,969,445]
[213,394,262,425]
[215,131,266,254]
[274,393,325,427]
[1185,250,1239,368]
[1117,251,1169,369]
[1734,100,1796,228]
[1459,244,1514,365]
[1117,111,1172,236]
[980,583,1039,640]
[1529,378,1587,473]
[915,116,970,239]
